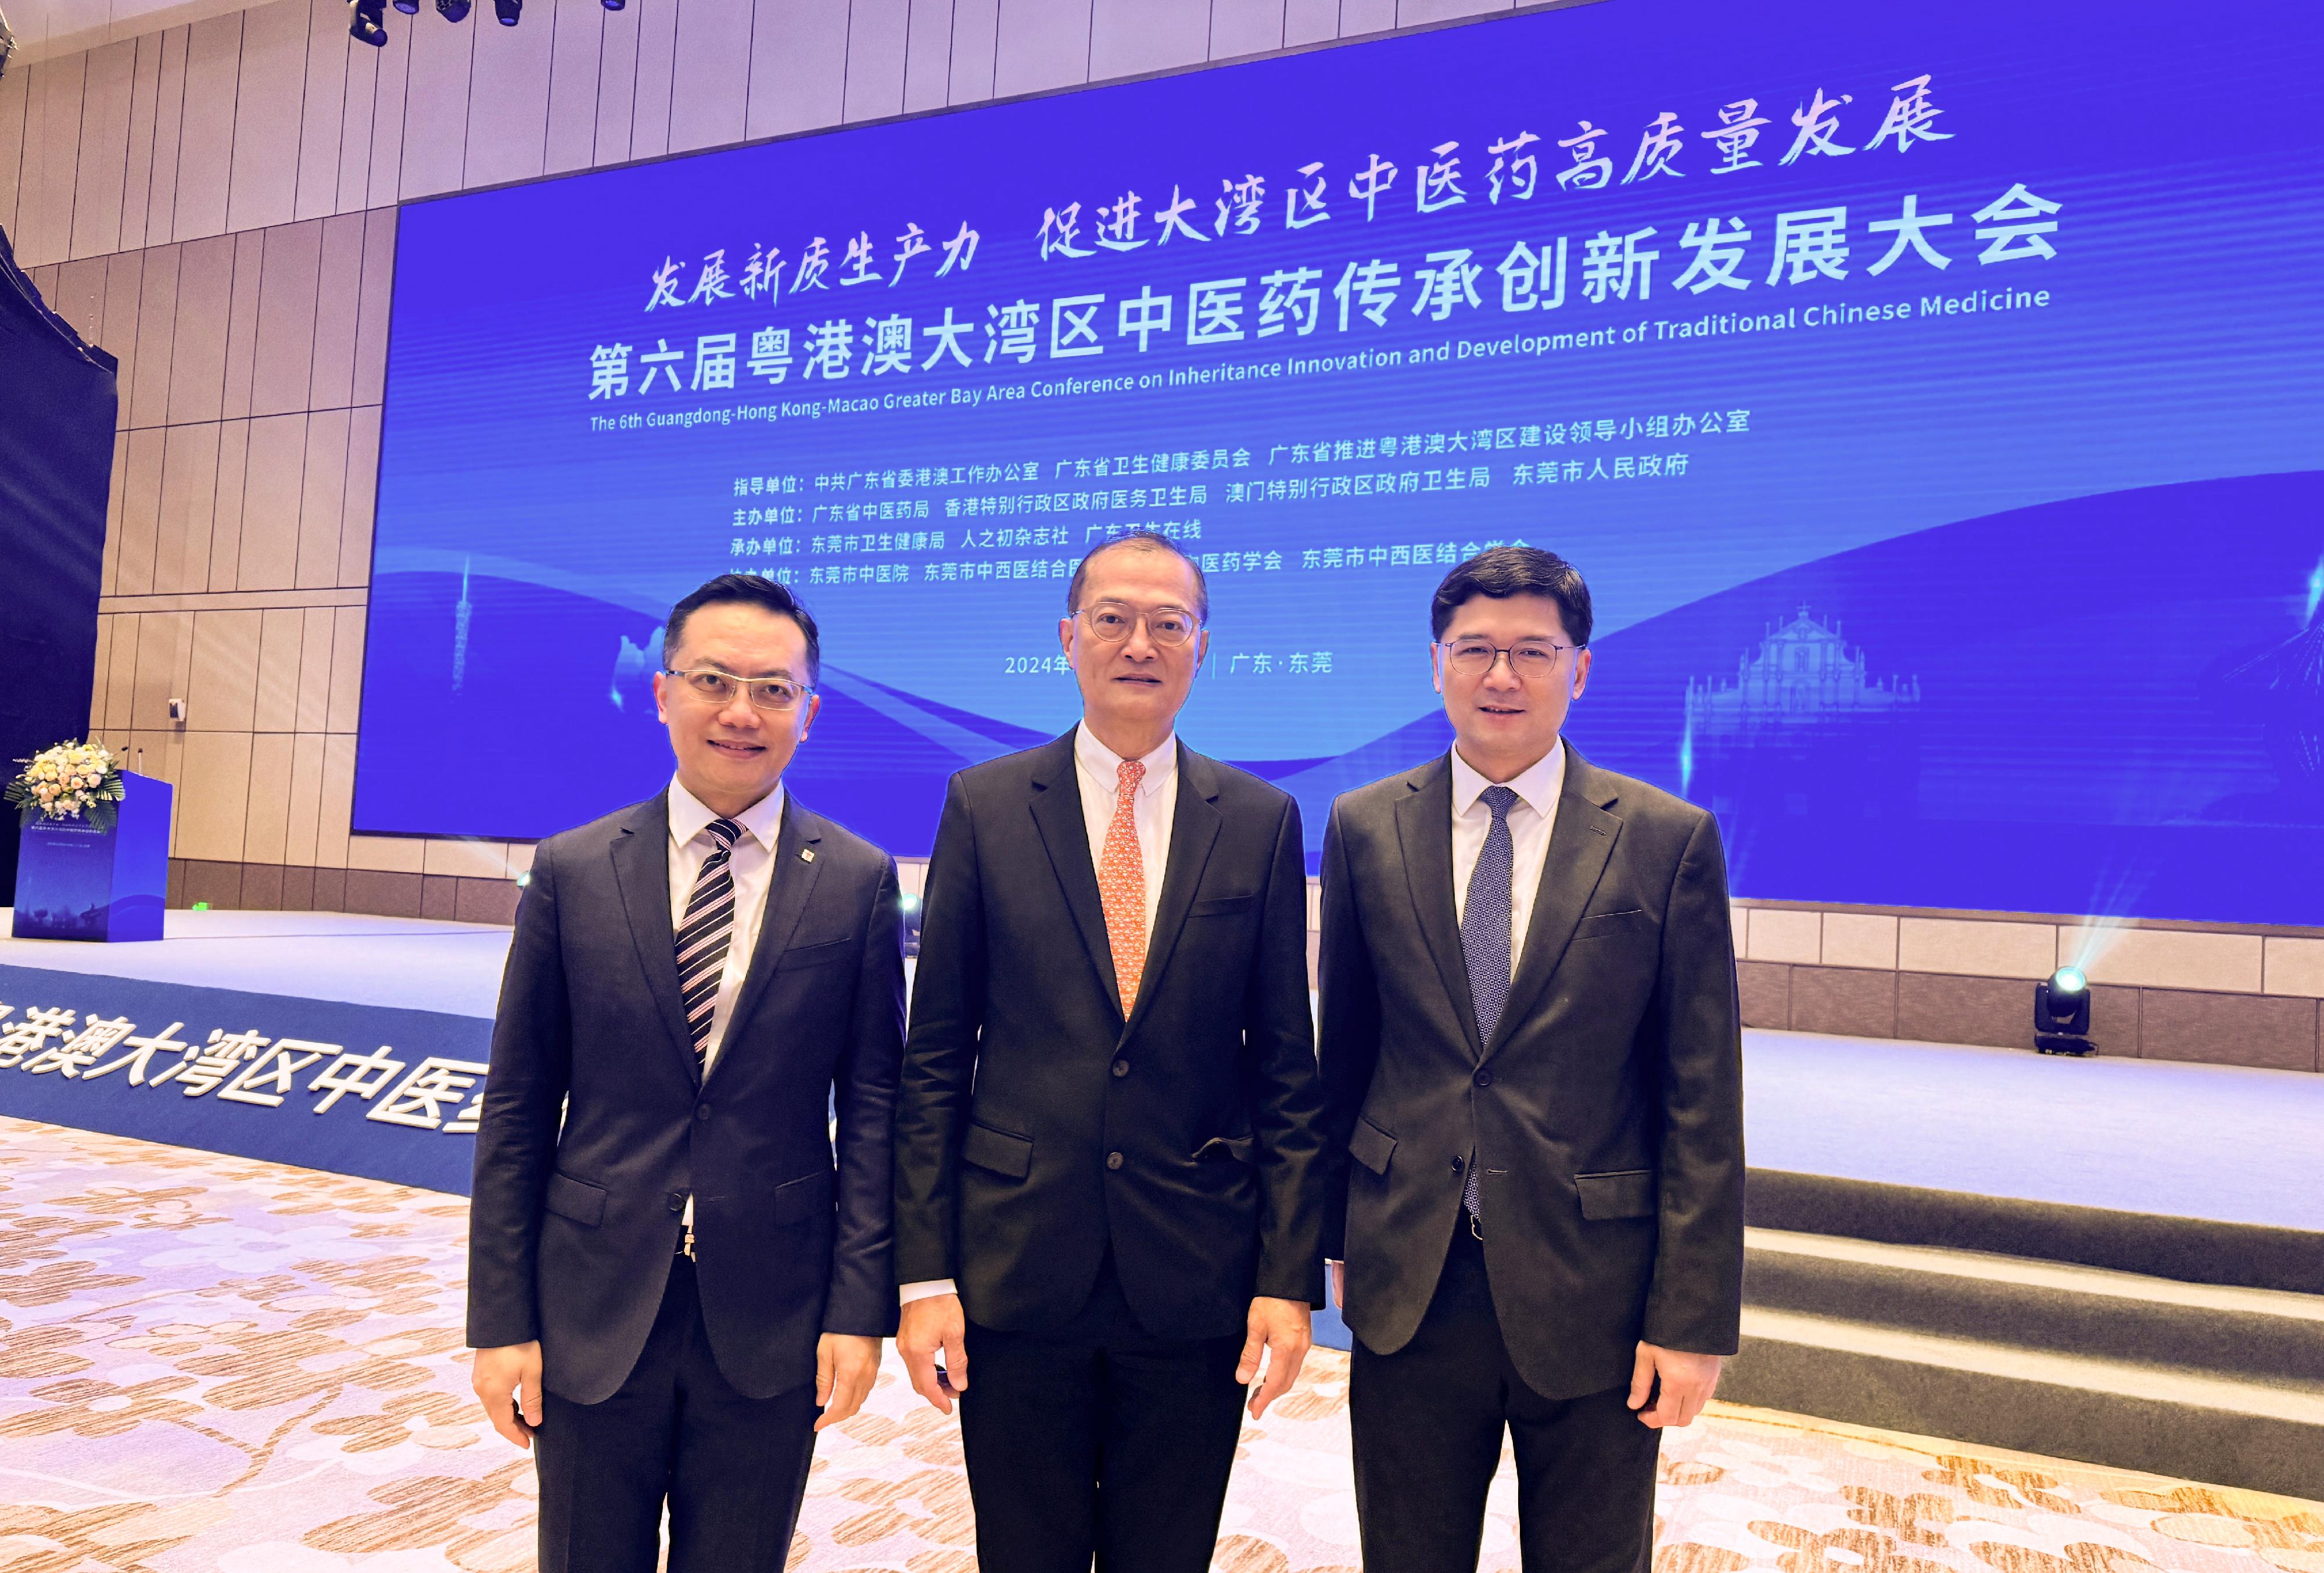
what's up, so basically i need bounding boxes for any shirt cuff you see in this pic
[899,1278,958,1306]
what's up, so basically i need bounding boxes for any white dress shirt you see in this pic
[898,723,1180,1309]
[666,774,787,1076]
[1071,721,1178,938]
[1449,738,1565,977]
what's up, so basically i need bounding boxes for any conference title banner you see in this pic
[358,0,2324,925]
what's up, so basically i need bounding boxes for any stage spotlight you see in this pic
[393,0,418,11]
[437,0,470,19]
[494,0,521,22]
[602,0,625,9]
[2033,966,2096,1056]
[349,0,389,46]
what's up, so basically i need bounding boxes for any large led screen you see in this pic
[357,0,2324,925]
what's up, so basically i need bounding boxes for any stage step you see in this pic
[1745,1229,2324,1382]
[1726,1230,2324,1501]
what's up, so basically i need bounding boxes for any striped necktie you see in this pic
[676,817,743,1074]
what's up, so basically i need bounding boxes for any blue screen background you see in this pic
[357,0,2324,925]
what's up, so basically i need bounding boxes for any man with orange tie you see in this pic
[893,531,1330,1573]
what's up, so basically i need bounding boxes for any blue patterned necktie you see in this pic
[1459,784,1519,1223]
[675,818,743,1076]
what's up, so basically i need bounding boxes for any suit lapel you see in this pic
[710,792,825,1083]
[609,791,700,1082]
[1122,743,1221,1042]
[1395,756,1484,1061]
[1028,732,1125,1023]
[1490,746,1622,1059]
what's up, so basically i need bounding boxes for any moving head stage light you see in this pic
[2033,967,2097,1056]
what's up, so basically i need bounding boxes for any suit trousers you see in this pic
[1350,1222,1663,1573]
[533,1255,820,1573]
[957,1250,1248,1573]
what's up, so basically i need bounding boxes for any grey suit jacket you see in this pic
[1317,744,1744,1399]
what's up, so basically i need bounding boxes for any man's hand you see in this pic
[1627,1342,1722,1428]
[1329,1260,1345,1307]
[472,1341,544,1450]
[1238,1296,1312,1420]
[897,1293,969,1415]
[813,1334,882,1432]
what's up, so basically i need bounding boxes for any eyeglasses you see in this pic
[1437,639,1572,678]
[662,668,815,711]
[1078,600,1202,647]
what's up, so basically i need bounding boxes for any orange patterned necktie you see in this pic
[1098,758,1148,1012]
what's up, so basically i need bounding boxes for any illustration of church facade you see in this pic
[1684,608,1923,821]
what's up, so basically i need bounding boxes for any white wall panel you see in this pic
[174,12,243,241]
[668,0,754,151]
[0,60,28,235]
[397,0,476,199]
[946,0,998,102]
[745,0,848,138]
[464,2,557,188]
[993,0,1089,99]
[627,0,679,158]
[69,39,135,260]
[249,218,324,417]
[126,240,179,429]
[18,55,87,267]
[350,206,396,406]
[101,250,146,429]
[295,0,353,219]
[842,0,911,124]
[309,210,366,409]
[1088,0,1204,80]
[119,33,165,250]
[1339,0,1396,35]
[542,0,605,174]
[902,0,953,113]
[335,12,379,213]
[167,232,236,424]
[1211,0,1287,58]
[144,27,189,243]
[362,3,413,206]
[592,0,640,163]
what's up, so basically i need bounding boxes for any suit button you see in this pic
[1106,1151,1125,1171]
[1111,1060,1129,1078]
[695,1103,712,1120]
[1473,1068,1493,1088]
[666,1192,686,1213]
[1451,1156,1465,1174]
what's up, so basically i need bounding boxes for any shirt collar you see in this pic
[1450,737,1565,822]
[667,774,787,852]
[1075,721,1177,799]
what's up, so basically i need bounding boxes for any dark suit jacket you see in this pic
[1317,745,1744,1400]
[467,789,906,1405]
[894,732,1329,1339]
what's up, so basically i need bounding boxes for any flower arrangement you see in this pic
[6,740,127,832]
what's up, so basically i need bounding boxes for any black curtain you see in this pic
[0,225,117,904]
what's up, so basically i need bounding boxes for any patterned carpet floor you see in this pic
[1,1116,2318,1573]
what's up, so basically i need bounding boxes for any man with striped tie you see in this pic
[892,531,1330,1573]
[467,574,906,1573]
[1316,547,1744,1573]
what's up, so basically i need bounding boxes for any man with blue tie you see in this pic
[468,574,906,1573]
[1318,547,1745,1573]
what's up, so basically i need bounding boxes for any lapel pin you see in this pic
[801,847,815,862]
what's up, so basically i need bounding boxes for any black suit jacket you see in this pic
[1317,746,1744,1400]
[467,789,906,1405]
[894,732,1329,1339]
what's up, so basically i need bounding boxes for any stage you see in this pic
[3,911,2322,1498]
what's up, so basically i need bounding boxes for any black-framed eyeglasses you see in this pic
[662,667,815,711]
[1436,639,1572,678]
[1078,600,1202,647]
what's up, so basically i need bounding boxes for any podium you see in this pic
[11,771,172,942]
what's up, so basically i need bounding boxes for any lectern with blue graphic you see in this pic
[11,772,172,942]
